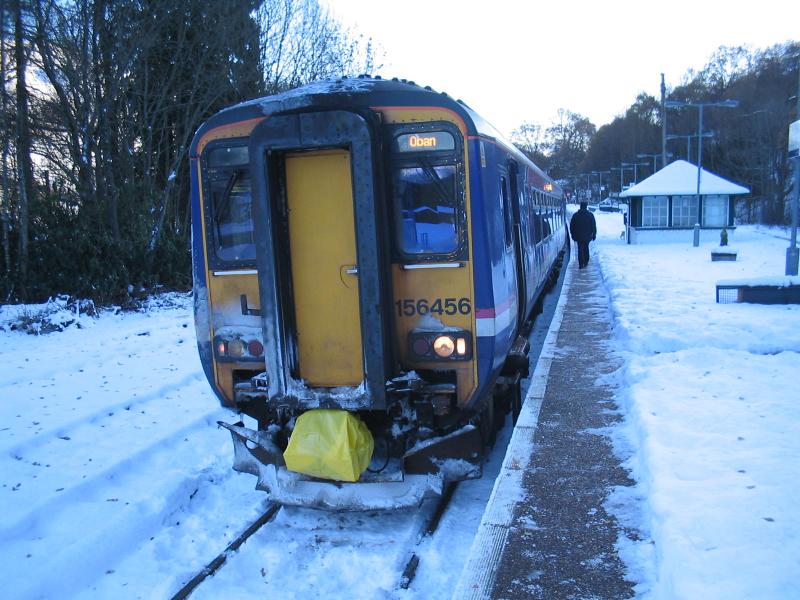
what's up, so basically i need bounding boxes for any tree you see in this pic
[545,109,595,180]
[259,0,375,93]
[581,93,661,183]
[511,121,548,168]
[13,0,33,296]
[0,0,377,303]
[1,0,12,287]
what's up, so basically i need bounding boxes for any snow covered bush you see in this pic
[0,295,96,335]
[0,291,191,335]
[124,290,191,313]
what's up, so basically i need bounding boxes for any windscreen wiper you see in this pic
[417,158,454,208]
[215,169,241,222]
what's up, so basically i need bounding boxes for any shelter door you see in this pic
[286,149,363,387]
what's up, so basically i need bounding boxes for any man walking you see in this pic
[569,201,597,269]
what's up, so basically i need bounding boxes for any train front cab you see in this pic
[192,103,492,509]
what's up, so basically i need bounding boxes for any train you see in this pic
[189,76,567,510]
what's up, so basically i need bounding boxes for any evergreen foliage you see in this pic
[0,0,374,304]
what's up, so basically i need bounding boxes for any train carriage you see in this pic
[190,77,566,510]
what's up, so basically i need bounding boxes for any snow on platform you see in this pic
[458,217,800,599]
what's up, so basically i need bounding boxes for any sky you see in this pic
[321,0,798,138]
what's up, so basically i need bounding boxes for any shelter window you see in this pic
[672,195,698,228]
[389,124,464,259]
[703,195,728,227]
[204,144,255,263]
[642,196,668,227]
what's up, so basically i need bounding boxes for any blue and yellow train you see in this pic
[190,77,567,509]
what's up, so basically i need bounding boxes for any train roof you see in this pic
[194,76,558,193]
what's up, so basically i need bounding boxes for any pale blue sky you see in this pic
[323,0,797,137]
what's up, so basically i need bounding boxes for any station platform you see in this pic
[454,249,636,599]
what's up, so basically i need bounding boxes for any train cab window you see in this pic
[204,145,255,263]
[389,127,464,258]
[393,165,458,254]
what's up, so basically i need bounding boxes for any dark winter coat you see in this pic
[569,207,597,243]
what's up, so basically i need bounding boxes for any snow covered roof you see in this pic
[619,160,749,197]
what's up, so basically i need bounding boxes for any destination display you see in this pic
[395,131,456,152]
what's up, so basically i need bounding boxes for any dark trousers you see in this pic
[576,240,590,268]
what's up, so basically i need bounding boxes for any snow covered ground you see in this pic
[0,295,509,599]
[592,213,800,599]
[0,216,798,599]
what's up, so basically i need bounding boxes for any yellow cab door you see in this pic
[285,149,363,387]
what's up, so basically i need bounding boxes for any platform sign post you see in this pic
[787,120,799,276]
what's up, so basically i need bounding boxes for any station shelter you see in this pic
[619,159,749,244]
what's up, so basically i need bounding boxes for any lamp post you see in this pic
[787,54,799,275]
[591,170,610,201]
[666,134,692,161]
[666,132,714,162]
[637,152,662,172]
[665,98,739,246]
[789,120,799,274]
[622,161,649,183]
[609,165,634,194]
[661,73,668,168]
[579,172,592,201]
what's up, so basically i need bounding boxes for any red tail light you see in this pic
[248,340,264,357]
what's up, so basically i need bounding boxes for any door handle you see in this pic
[345,266,358,275]
[240,294,261,316]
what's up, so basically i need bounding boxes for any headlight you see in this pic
[227,339,245,358]
[409,330,472,361]
[433,336,455,358]
[214,333,266,362]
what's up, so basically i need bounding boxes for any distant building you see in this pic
[619,160,749,244]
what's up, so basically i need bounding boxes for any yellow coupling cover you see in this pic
[283,409,374,482]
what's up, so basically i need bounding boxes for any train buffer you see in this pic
[455,254,638,599]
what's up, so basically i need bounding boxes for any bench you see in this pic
[711,249,738,261]
[716,278,800,304]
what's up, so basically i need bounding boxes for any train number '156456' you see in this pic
[394,297,471,317]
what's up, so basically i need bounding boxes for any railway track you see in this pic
[397,482,458,590]
[171,503,283,600]
[168,482,461,599]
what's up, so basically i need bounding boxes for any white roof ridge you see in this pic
[620,160,749,197]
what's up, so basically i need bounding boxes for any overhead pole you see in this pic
[786,54,799,276]
[661,74,667,166]
[665,99,738,246]
[637,152,667,173]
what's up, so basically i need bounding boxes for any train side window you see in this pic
[524,187,535,245]
[499,176,512,248]
[204,144,255,263]
[531,208,541,245]
[543,206,552,238]
[541,207,551,238]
